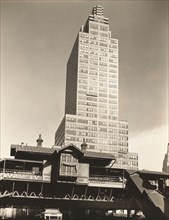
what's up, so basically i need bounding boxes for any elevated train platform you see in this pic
[0,144,169,219]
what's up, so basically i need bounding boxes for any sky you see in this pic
[1,0,168,171]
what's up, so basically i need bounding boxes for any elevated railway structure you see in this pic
[0,143,169,219]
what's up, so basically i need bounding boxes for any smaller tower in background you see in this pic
[162,143,169,173]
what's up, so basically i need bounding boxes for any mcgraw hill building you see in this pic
[55,5,138,170]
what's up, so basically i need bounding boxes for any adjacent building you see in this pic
[162,143,169,173]
[54,5,138,170]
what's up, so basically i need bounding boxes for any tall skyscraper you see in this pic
[162,143,169,173]
[55,5,138,170]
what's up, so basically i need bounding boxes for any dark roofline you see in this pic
[138,170,169,177]
[10,144,55,156]
[10,144,115,161]
[1,158,43,164]
[57,143,83,155]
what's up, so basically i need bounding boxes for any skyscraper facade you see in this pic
[163,143,169,173]
[55,5,138,170]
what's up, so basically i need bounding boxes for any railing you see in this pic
[89,175,126,188]
[89,174,123,182]
[0,168,42,181]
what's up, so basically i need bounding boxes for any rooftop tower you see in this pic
[92,5,104,16]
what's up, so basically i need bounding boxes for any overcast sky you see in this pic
[1,0,168,171]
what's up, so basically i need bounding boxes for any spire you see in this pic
[36,134,43,147]
[92,5,104,16]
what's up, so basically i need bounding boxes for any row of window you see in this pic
[99,32,109,38]
[65,129,125,139]
[96,146,118,152]
[61,154,78,163]
[89,22,109,32]
[79,49,118,59]
[78,97,118,106]
[77,112,118,120]
[129,155,138,160]
[119,130,128,135]
[80,30,113,39]
[65,137,127,149]
[78,94,118,104]
[78,107,118,116]
[66,124,119,133]
[119,142,128,146]
[79,81,118,89]
[79,83,118,90]
[119,136,128,141]
[78,73,118,81]
[66,117,119,127]
[78,101,118,111]
[80,91,118,99]
[118,147,128,153]
[80,40,118,49]
[78,112,116,119]
[119,123,128,129]
[66,126,119,135]
[60,164,77,176]
[66,124,97,131]
[79,44,117,53]
[89,30,108,36]
[79,59,118,68]
[79,67,118,75]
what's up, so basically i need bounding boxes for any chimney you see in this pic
[81,139,87,151]
[36,134,43,147]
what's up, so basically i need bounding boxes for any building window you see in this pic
[88,145,95,149]
[77,119,88,124]
[99,121,107,126]
[110,44,118,49]
[100,25,108,32]
[88,126,97,131]
[60,164,66,174]
[90,22,99,30]
[100,32,109,37]
[90,30,98,35]
[66,136,76,141]
[79,79,87,84]
[99,67,107,72]
[99,98,107,103]
[61,155,66,162]
[99,127,107,132]
[99,93,107,98]
[66,117,76,122]
[66,129,76,135]
[60,154,78,176]
[99,115,107,119]
[72,166,76,174]
[79,74,88,79]
[100,42,108,47]
[88,120,97,125]
[67,155,72,162]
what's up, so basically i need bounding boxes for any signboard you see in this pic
[76,163,89,185]
[42,160,51,182]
